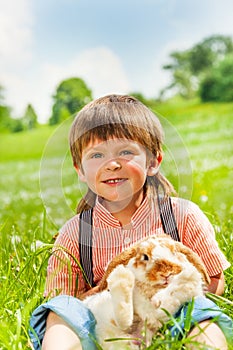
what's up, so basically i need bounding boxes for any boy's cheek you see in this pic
[78,173,87,183]
[74,165,87,183]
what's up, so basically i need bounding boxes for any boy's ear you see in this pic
[147,153,163,176]
[74,165,87,183]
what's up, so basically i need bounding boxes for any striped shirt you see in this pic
[45,196,230,297]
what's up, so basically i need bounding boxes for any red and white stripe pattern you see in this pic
[45,196,230,297]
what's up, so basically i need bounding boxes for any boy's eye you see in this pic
[120,150,133,156]
[91,153,103,159]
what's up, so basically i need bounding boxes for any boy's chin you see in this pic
[102,196,131,204]
[100,195,139,211]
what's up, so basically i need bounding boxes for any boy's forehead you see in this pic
[84,137,141,149]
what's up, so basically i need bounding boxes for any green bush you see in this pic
[200,55,233,102]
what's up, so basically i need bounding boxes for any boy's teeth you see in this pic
[106,179,122,183]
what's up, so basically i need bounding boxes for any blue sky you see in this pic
[1,0,233,122]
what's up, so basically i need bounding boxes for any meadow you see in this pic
[0,98,232,349]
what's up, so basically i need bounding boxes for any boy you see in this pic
[30,95,232,349]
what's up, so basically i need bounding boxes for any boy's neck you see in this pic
[101,190,144,227]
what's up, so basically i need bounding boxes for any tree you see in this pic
[9,118,24,133]
[0,85,12,132]
[199,55,233,102]
[22,104,38,130]
[129,92,150,105]
[0,105,12,132]
[49,77,92,125]
[161,35,233,99]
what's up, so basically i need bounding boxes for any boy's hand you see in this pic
[78,285,100,300]
[208,272,225,295]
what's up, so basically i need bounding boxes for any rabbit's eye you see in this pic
[141,254,149,261]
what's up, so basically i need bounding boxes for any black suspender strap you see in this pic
[157,196,180,241]
[79,208,96,287]
[79,196,179,287]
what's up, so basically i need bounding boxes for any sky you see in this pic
[0,0,233,123]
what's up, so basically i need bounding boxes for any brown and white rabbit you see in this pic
[83,234,210,350]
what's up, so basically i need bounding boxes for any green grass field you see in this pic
[0,98,232,349]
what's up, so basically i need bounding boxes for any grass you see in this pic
[0,97,232,349]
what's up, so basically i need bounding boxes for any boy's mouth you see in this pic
[103,178,126,184]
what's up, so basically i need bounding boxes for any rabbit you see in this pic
[82,234,210,349]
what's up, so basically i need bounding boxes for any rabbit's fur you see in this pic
[83,234,210,349]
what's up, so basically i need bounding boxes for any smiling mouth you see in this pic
[103,178,126,184]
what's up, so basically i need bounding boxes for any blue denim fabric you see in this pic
[170,296,233,345]
[29,295,233,349]
[29,295,97,350]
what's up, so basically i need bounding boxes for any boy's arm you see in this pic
[78,285,100,300]
[208,272,225,295]
[45,223,87,297]
[178,199,230,291]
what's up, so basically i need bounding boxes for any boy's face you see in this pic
[75,137,161,206]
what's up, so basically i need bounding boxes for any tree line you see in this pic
[161,34,233,101]
[0,34,232,133]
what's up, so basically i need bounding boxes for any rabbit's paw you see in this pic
[107,265,135,330]
[108,264,135,293]
[150,296,161,308]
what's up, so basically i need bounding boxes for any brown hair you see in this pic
[69,94,175,212]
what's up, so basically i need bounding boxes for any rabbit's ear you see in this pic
[98,246,138,291]
[174,241,210,285]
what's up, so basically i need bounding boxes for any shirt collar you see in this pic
[95,196,151,229]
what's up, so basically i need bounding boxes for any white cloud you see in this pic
[168,0,233,44]
[34,47,131,122]
[200,0,233,35]
[1,0,232,124]
[0,0,33,64]
[146,0,233,100]
[0,2,130,122]
[72,48,131,98]
[142,39,192,99]
[0,0,34,118]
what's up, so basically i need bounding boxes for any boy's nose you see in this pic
[105,159,122,171]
